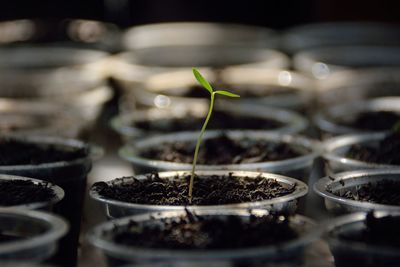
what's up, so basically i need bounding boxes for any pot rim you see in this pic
[322,210,400,255]
[0,135,102,171]
[0,208,68,255]
[314,96,400,135]
[323,131,399,169]
[119,130,320,172]
[111,104,308,138]
[89,170,308,211]
[0,174,64,210]
[87,209,318,261]
[314,169,400,212]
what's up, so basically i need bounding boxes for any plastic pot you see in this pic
[90,170,308,219]
[122,22,279,50]
[0,174,64,211]
[0,208,68,262]
[323,132,399,173]
[293,46,400,80]
[323,211,400,267]
[314,169,400,214]
[112,103,309,141]
[282,22,400,54]
[0,99,85,138]
[87,209,317,267]
[111,46,289,88]
[314,97,400,138]
[121,68,315,112]
[0,135,101,267]
[0,19,120,52]
[316,67,400,107]
[120,130,320,181]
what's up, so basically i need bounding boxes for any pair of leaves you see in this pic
[192,68,240,98]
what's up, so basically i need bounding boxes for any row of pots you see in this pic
[0,135,98,266]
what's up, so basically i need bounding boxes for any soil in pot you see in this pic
[0,179,55,206]
[93,172,296,206]
[113,211,298,250]
[339,111,400,131]
[331,212,400,267]
[134,110,283,132]
[329,180,400,206]
[347,132,400,165]
[181,85,298,98]
[0,138,87,166]
[140,134,304,165]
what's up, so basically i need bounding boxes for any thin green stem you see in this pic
[188,92,215,202]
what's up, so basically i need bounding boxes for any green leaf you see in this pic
[192,68,213,94]
[214,90,240,98]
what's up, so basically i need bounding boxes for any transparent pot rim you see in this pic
[0,135,103,171]
[314,169,400,212]
[119,130,321,173]
[0,208,68,255]
[87,209,318,261]
[323,131,399,169]
[111,104,308,138]
[323,210,400,255]
[89,170,308,212]
[314,97,400,135]
[0,174,64,210]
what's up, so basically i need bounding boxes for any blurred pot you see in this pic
[112,103,309,141]
[0,208,67,262]
[0,135,101,267]
[293,46,400,80]
[323,211,400,267]
[119,130,320,181]
[123,22,279,50]
[314,97,400,138]
[87,209,317,267]
[122,68,315,111]
[283,22,400,54]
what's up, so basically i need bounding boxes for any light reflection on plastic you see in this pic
[278,71,292,86]
[154,95,171,108]
[0,20,35,43]
[312,62,330,80]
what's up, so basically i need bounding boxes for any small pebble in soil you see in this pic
[0,179,56,206]
[113,211,299,250]
[140,134,304,165]
[93,172,297,206]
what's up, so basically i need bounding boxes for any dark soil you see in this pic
[134,110,282,132]
[182,85,297,98]
[340,111,400,131]
[347,132,400,165]
[0,179,56,206]
[93,172,297,205]
[330,180,400,206]
[0,138,88,165]
[337,212,400,248]
[0,233,24,242]
[113,211,298,250]
[140,134,304,165]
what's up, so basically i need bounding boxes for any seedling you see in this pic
[189,68,240,202]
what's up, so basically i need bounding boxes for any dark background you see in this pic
[1,0,399,29]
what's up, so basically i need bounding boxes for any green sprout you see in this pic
[188,68,240,202]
